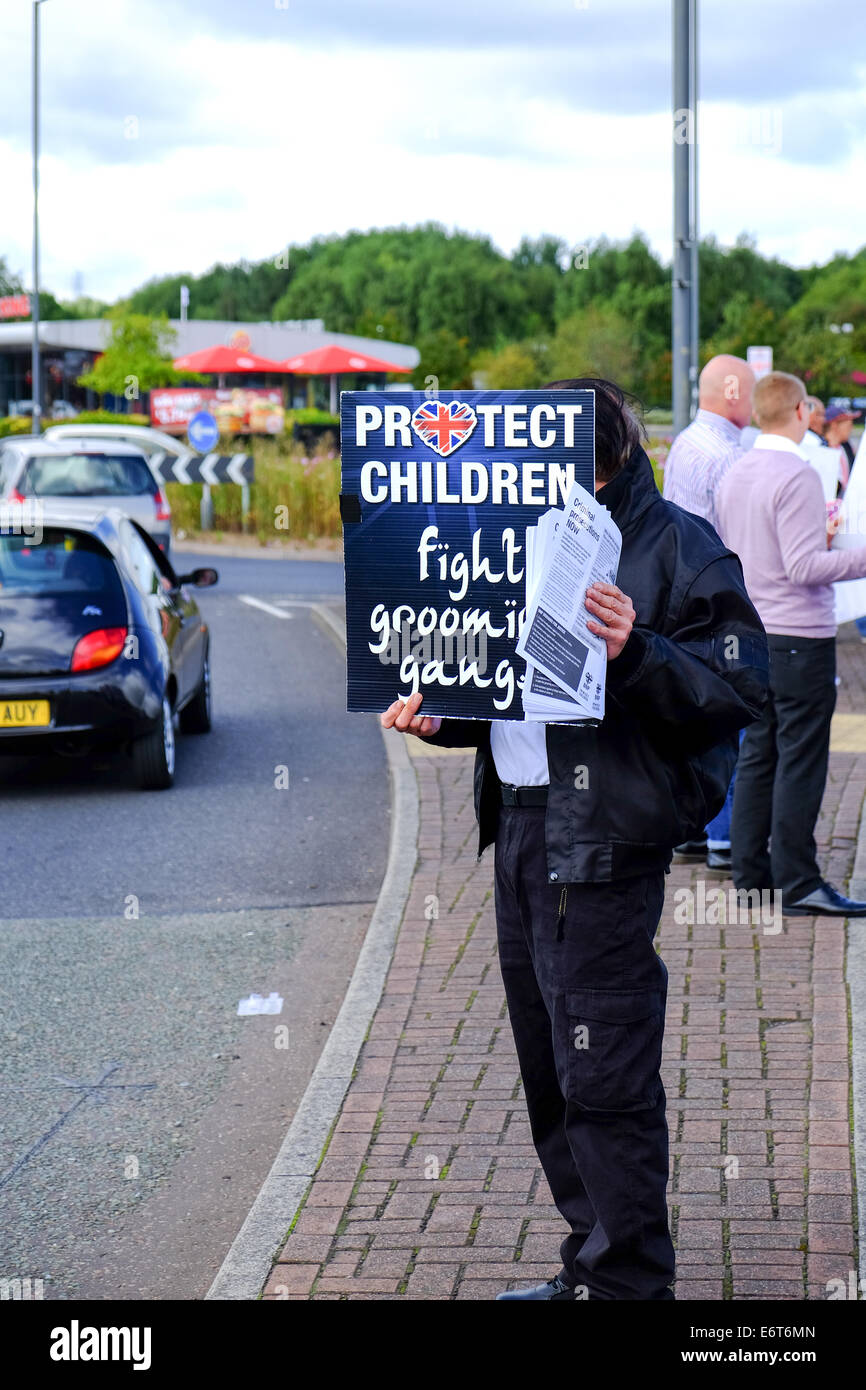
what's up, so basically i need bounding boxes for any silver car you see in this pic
[0,439,172,556]
[44,422,195,474]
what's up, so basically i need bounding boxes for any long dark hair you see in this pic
[543,376,646,482]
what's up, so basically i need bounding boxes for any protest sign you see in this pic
[340,389,595,720]
[832,442,866,622]
[747,345,773,379]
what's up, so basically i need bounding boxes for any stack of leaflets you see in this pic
[517,480,623,722]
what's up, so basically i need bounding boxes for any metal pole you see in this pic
[688,0,699,420]
[31,1,43,433]
[200,483,214,531]
[672,0,698,434]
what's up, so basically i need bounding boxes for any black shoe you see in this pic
[706,847,731,873]
[783,880,866,917]
[495,1274,576,1301]
[673,839,708,863]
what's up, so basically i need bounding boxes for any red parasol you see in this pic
[283,343,411,412]
[173,345,292,373]
[282,344,410,375]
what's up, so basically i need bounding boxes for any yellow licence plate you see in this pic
[0,699,51,728]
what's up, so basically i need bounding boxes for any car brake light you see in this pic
[71,626,128,672]
[9,487,26,503]
[154,487,171,522]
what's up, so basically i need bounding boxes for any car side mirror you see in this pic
[177,567,219,588]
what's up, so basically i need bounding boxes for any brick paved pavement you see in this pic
[265,633,866,1301]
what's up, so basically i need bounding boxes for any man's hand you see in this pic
[585,581,636,661]
[381,691,442,739]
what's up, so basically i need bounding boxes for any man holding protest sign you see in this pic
[371,378,768,1300]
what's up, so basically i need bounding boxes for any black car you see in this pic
[0,503,217,788]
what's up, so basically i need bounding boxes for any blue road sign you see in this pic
[188,410,219,452]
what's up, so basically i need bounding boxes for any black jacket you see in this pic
[427,445,769,882]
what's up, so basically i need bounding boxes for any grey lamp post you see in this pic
[672,0,699,435]
[31,0,51,433]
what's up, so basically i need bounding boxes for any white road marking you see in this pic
[238,595,294,619]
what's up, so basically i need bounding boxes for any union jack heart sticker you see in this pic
[410,399,478,458]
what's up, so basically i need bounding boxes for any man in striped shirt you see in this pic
[663,354,756,870]
[663,354,755,532]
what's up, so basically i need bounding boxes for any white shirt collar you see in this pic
[754,433,807,461]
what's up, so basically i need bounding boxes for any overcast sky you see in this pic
[2,0,865,306]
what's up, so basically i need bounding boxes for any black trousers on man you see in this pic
[494,804,675,1300]
[731,635,836,903]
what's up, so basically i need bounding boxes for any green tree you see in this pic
[0,260,67,321]
[554,236,667,398]
[776,320,866,400]
[58,295,111,320]
[410,328,474,389]
[78,310,190,398]
[772,247,866,397]
[355,307,412,346]
[702,293,781,363]
[510,236,565,335]
[272,224,531,349]
[698,234,802,341]
[0,256,23,296]
[473,340,548,389]
[125,255,300,322]
[547,306,638,386]
[29,222,866,408]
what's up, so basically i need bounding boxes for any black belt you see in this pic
[500,783,549,807]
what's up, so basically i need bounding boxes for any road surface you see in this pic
[0,551,389,1300]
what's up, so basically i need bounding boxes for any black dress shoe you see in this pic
[496,1274,576,1301]
[783,880,866,917]
[673,839,708,863]
[706,847,731,873]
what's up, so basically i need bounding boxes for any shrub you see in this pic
[166,434,341,541]
[284,407,339,429]
[0,416,37,438]
[70,410,151,426]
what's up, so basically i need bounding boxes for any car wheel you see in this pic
[179,649,212,734]
[132,695,176,789]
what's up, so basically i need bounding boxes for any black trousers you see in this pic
[494,805,675,1300]
[731,634,836,903]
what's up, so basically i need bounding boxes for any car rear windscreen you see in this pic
[20,453,156,497]
[0,528,125,601]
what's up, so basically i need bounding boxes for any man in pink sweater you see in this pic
[716,371,866,916]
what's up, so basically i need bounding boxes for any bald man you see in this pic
[663,354,755,533]
[663,354,756,871]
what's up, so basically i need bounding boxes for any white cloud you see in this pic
[1,0,865,304]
